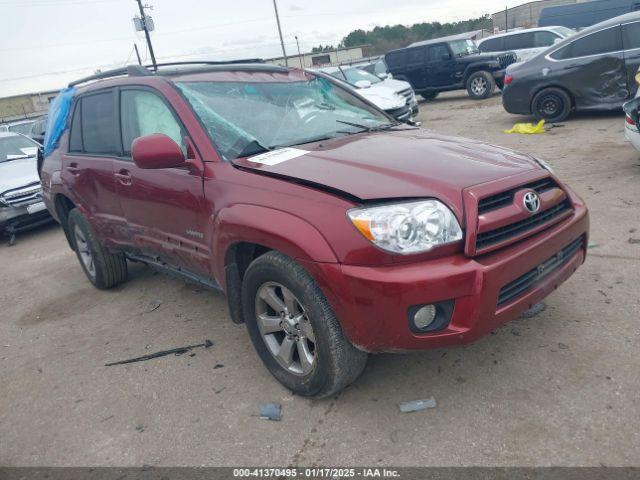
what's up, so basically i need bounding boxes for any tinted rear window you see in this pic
[385,51,406,68]
[69,101,82,152]
[479,37,504,52]
[622,21,640,50]
[504,32,534,50]
[80,92,118,154]
[551,26,622,59]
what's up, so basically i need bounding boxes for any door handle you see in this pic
[114,169,132,186]
[65,162,80,175]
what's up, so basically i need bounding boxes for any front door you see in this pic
[425,44,456,87]
[113,87,210,275]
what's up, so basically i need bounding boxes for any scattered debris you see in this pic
[213,363,224,369]
[520,302,546,318]
[143,300,162,313]
[105,340,213,366]
[259,403,282,421]
[587,241,599,249]
[213,387,226,394]
[628,238,640,244]
[558,342,569,350]
[135,424,145,433]
[503,119,546,134]
[398,397,437,413]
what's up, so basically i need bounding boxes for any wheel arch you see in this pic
[54,193,77,250]
[213,204,339,324]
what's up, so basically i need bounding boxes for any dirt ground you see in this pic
[1,91,639,467]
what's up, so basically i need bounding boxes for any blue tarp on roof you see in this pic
[43,86,76,157]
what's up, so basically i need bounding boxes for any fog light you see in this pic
[413,304,437,329]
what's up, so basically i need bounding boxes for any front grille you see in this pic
[476,200,572,250]
[478,177,557,215]
[1,182,42,207]
[386,104,412,121]
[399,88,415,101]
[497,236,584,306]
[497,52,517,69]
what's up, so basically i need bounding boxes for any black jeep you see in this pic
[385,33,517,100]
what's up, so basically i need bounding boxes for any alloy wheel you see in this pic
[255,282,316,376]
[471,77,487,96]
[74,225,96,278]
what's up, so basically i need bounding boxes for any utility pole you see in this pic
[134,0,157,70]
[272,0,288,67]
[295,36,303,69]
[134,43,142,65]
[505,5,508,32]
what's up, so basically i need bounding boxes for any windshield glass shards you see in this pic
[176,75,391,160]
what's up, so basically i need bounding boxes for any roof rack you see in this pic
[68,59,282,87]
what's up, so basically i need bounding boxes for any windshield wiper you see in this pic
[336,119,402,133]
[235,139,272,158]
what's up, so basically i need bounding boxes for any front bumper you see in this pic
[306,201,588,353]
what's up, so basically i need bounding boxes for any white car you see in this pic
[317,66,418,120]
[477,26,574,63]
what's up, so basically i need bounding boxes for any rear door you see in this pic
[405,46,427,89]
[62,89,126,244]
[113,87,210,275]
[622,20,640,96]
[548,25,627,109]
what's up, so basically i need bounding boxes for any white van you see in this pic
[477,26,574,62]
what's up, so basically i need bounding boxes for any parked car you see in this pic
[385,32,518,100]
[353,57,390,78]
[317,66,418,119]
[502,11,640,123]
[0,132,52,244]
[28,116,47,144]
[623,70,640,152]
[539,0,640,29]
[6,119,38,136]
[477,26,574,63]
[42,62,589,397]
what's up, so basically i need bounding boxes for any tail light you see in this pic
[636,71,640,85]
[504,74,514,85]
[626,115,636,126]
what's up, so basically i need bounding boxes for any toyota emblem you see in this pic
[523,191,540,213]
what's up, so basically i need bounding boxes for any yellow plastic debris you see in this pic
[503,119,546,134]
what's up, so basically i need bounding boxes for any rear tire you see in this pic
[532,87,572,123]
[466,71,495,99]
[420,92,439,101]
[241,251,367,398]
[68,209,128,289]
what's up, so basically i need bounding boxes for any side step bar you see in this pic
[125,252,222,293]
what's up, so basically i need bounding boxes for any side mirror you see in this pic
[354,80,372,89]
[132,134,186,169]
[377,72,389,80]
[553,38,562,45]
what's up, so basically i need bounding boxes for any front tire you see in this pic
[241,251,367,397]
[466,71,495,99]
[68,209,128,289]
[532,87,572,123]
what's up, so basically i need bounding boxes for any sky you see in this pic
[0,0,518,97]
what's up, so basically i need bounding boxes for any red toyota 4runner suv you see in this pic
[41,63,589,397]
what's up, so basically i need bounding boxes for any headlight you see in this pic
[531,155,554,173]
[347,199,463,254]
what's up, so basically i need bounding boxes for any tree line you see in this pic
[311,15,492,55]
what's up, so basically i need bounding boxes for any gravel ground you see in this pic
[1,91,639,467]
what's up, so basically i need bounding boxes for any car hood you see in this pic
[234,129,541,210]
[381,77,413,93]
[356,84,406,110]
[0,157,39,193]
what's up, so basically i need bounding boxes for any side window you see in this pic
[428,44,450,62]
[479,37,504,52]
[534,31,559,47]
[81,92,118,154]
[551,27,622,59]
[504,32,534,50]
[385,51,406,69]
[622,21,640,50]
[69,100,83,152]
[120,90,185,155]
[407,47,425,65]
